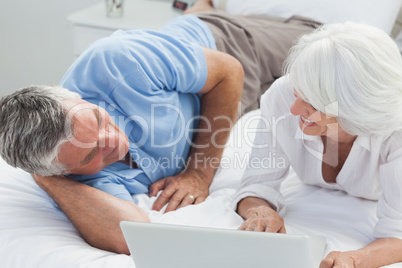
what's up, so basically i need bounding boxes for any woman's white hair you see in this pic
[284,21,402,136]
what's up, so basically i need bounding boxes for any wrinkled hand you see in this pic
[239,206,286,233]
[320,251,358,268]
[149,169,210,213]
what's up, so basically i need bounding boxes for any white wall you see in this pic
[0,0,102,97]
[2,1,399,99]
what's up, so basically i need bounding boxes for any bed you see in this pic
[1,1,402,267]
[1,109,402,268]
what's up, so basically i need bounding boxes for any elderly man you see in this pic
[0,1,318,254]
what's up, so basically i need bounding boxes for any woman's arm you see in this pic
[320,237,402,268]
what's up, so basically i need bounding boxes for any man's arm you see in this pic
[150,47,244,212]
[32,174,150,254]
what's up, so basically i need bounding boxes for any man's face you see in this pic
[57,99,129,175]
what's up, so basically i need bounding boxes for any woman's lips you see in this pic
[300,116,316,127]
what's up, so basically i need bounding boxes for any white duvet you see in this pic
[1,109,401,268]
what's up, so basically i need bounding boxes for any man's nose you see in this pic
[98,126,118,148]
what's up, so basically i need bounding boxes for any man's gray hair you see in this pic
[0,85,81,176]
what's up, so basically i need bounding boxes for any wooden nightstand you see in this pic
[68,0,181,57]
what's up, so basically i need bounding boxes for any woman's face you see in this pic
[290,91,340,139]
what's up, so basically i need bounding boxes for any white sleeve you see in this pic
[375,146,402,239]
[231,112,290,214]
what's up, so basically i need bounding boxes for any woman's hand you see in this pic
[320,251,359,268]
[320,238,402,268]
[239,205,286,233]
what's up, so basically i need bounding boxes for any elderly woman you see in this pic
[233,22,402,267]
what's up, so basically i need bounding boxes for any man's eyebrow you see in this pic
[81,147,97,165]
[94,108,102,128]
[80,109,101,165]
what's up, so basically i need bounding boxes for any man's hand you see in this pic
[149,169,210,212]
[239,205,286,233]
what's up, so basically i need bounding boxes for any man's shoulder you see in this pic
[82,30,129,56]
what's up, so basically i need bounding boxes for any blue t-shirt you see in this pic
[59,15,216,201]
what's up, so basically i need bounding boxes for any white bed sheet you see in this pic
[1,109,401,268]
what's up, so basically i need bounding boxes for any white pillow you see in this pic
[212,0,402,35]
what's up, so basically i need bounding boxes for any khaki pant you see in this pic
[197,11,321,115]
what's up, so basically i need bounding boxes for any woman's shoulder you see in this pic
[260,76,294,117]
[379,129,402,163]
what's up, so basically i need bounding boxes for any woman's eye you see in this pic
[310,105,318,111]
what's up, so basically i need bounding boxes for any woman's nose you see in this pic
[290,97,310,116]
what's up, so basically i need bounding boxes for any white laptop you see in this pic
[120,221,326,268]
